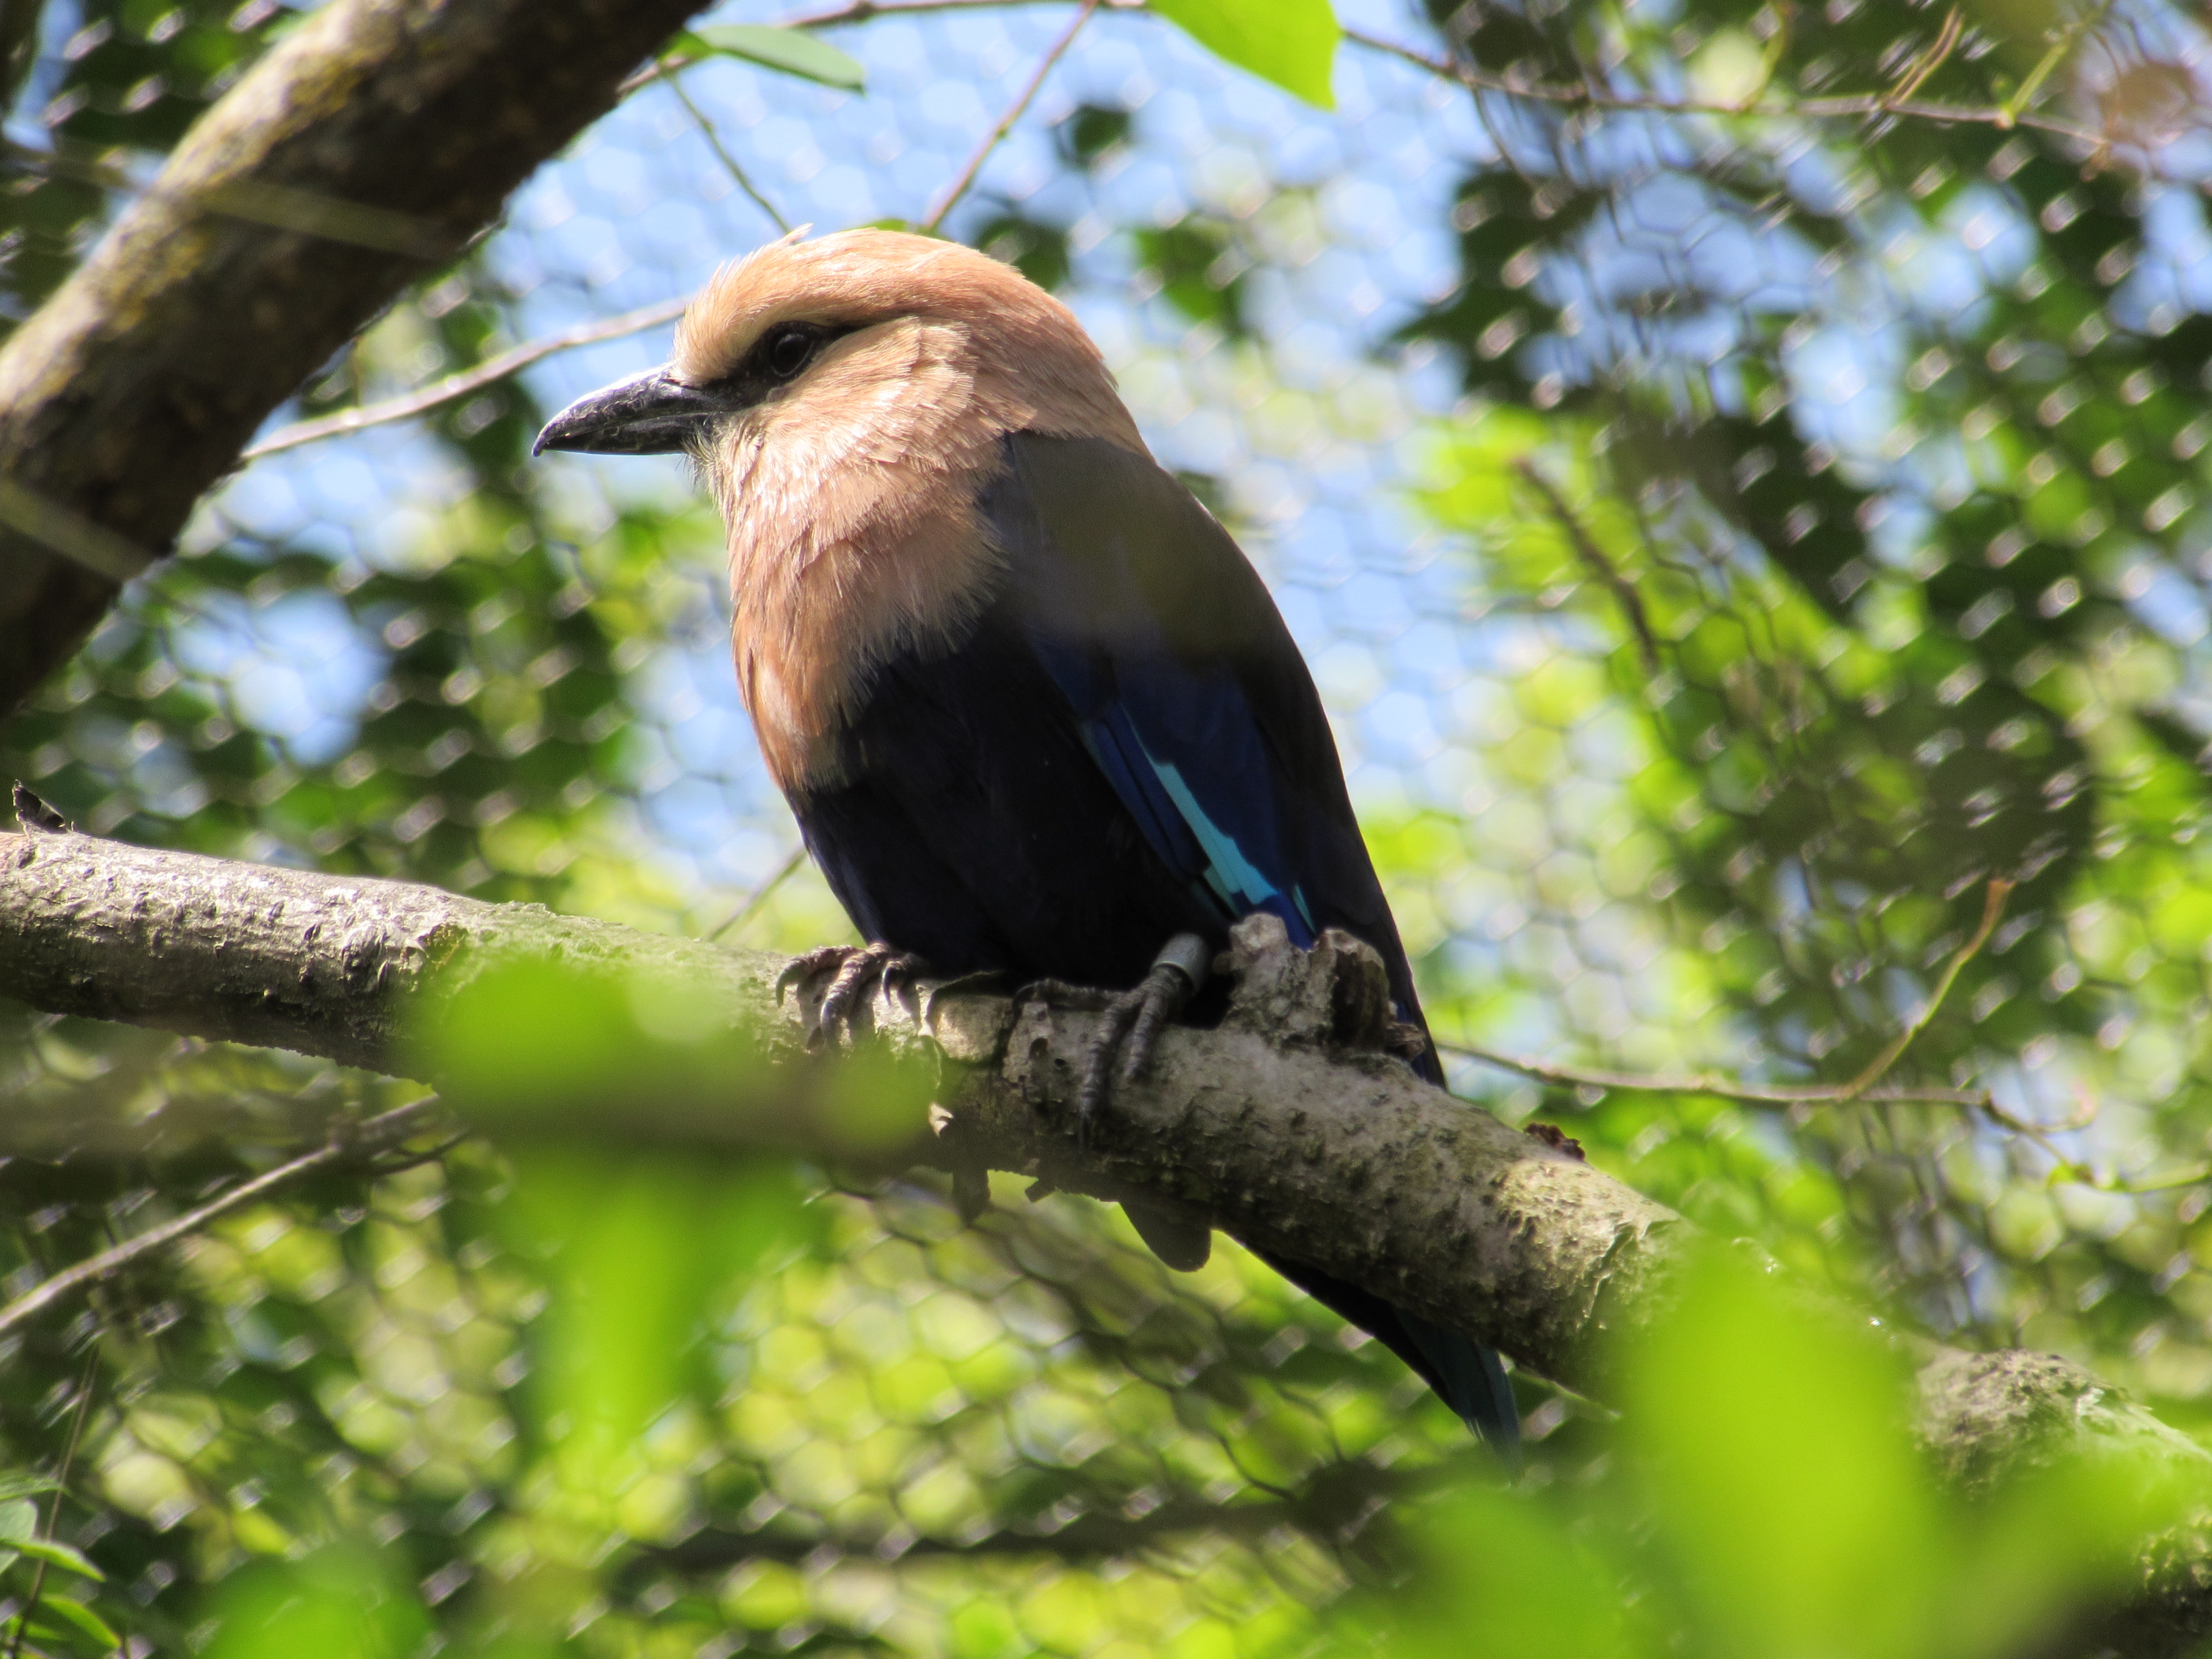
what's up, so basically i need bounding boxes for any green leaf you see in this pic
[0,1500,36,1543]
[15,1537,103,1580]
[678,25,865,91]
[0,1477,59,1505]
[32,1594,119,1651]
[1150,0,1338,108]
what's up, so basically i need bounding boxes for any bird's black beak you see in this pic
[533,367,736,457]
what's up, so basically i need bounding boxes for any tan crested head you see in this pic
[671,227,1142,450]
[622,228,1146,796]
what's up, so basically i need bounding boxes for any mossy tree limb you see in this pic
[0,0,706,717]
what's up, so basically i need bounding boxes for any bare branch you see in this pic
[1512,457,1663,677]
[618,0,1139,98]
[663,71,792,234]
[706,845,809,942]
[0,1098,442,1342]
[921,0,1099,234]
[242,296,693,462]
[1837,877,2011,1101]
[1340,24,2114,149]
[1442,1041,1994,1110]
[1,826,2205,1526]
[1440,881,2208,1194]
[646,1459,1446,1567]
[4,1347,100,1659]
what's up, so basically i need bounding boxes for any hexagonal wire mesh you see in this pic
[3,0,2212,1650]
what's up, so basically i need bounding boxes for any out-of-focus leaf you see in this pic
[1150,0,1338,108]
[1344,1481,1647,1657]
[0,1476,59,1504]
[14,1537,105,1580]
[0,1500,36,1542]
[30,1593,120,1650]
[1625,1250,1945,1658]
[418,952,931,1155]
[202,1548,427,1659]
[677,24,865,91]
[500,1147,806,1506]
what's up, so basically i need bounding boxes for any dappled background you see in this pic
[3,0,2212,1650]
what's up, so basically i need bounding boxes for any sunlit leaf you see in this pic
[1150,0,1337,108]
[500,1148,806,1507]
[14,1537,105,1580]
[202,1549,427,1659]
[677,24,865,91]
[1625,1250,1947,1659]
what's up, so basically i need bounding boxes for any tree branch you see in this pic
[0,1097,441,1343]
[0,823,2206,1651]
[240,296,693,462]
[0,0,711,719]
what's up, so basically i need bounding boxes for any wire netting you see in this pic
[4,0,2212,1649]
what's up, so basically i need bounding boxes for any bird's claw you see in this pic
[1019,933,1210,1144]
[1081,963,1192,1123]
[776,942,927,1048]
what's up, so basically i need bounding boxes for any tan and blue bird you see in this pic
[536,227,1517,1449]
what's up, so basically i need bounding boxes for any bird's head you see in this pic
[534,227,1143,478]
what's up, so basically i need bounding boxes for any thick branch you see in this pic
[0,0,706,718]
[0,824,1677,1391]
[0,825,2206,1651]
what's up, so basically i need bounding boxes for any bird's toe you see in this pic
[775,944,858,1005]
[801,943,932,1044]
[1014,977,1113,1013]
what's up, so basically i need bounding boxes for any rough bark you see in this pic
[0,0,705,718]
[1,822,2208,1650]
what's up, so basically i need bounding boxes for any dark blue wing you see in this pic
[983,434,1519,1454]
[984,432,1421,1027]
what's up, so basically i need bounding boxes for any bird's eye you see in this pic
[766,327,815,379]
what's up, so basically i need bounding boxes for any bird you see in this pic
[534,227,1519,1451]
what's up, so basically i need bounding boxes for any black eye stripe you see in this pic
[698,322,859,404]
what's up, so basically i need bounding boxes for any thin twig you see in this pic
[707,846,809,943]
[618,0,1139,97]
[1442,1040,2133,1185]
[0,1100,441,1342]
[3,1345,98,1659]
[0,478,156,583]
[1439,1042,1993,1108]
[1450,881,2013,1112]
[1442,880,2201,1193]
[921,0,1099,234]
[1,139,458,257]
[1340,25,2113,149]
[1885,7,1964,111]
[663,67,792,233]
[783,0,1134,25]
[2001,0,2117,127]
[1513,458,1663,675]
[1837,877,2012,1100]
[242,298,692,461]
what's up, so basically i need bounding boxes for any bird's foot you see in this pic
[776,942,928,1048]
[1019,933,1211,1142]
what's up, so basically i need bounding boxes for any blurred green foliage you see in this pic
[0,0,2209,1652]
[1343,1253,2193,1658]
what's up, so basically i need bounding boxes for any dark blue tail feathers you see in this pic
[1254,1250,1520,1455]
[1398,1309,1521,1457]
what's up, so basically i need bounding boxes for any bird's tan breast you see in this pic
[708,321,1010,794]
